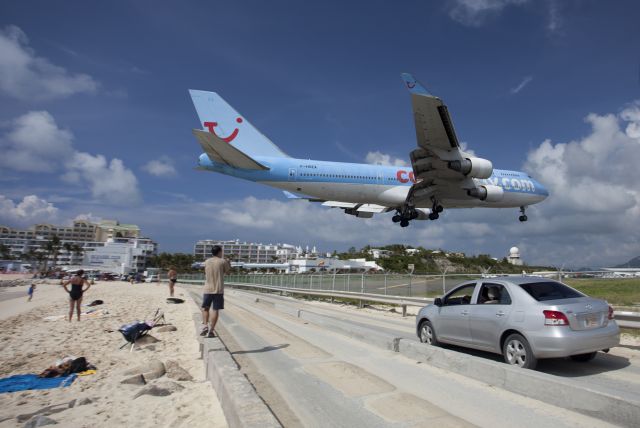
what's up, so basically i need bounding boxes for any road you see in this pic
[188,286,624,427]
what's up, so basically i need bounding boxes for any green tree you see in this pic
[43,234,61,271]
[0,243,12,260]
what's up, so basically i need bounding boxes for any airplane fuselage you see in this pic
[198,154,548,209]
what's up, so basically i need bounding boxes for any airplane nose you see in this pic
[539,183,549,198]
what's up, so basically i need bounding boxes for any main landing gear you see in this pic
[392,200,444,228]
[519,206,528,222]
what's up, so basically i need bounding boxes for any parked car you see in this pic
[145,274,159,283]
[415,277,619,369]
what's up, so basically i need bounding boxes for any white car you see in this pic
[145,275,159,283]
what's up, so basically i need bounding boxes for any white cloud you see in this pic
[547,0,562,34]
[72,213,102,224]
[64,152,141,204]
[448,0,528,27]
[0,111,74,172]
[0,110,141,205]
[142,156,177,177]
[520,101,640,265]
[0,25,99,101]
[510,76,533,94]
[0,194,58,225]
[365,151,408,166]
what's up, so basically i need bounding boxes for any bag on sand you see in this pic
[118,322,152,344]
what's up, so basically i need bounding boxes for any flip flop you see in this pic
[207,330,216,338]
[199,326,208,336]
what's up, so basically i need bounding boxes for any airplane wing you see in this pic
[281,192,390,218]
[400,73,494,209]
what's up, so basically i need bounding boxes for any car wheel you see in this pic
[503,333,537,369]
[419,320,439,346]
[570,352,597,362]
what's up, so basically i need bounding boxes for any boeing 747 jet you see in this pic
[189,74,548,227]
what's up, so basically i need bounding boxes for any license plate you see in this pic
[585,316,598,327]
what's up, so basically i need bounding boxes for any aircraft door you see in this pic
[288,168,297,181]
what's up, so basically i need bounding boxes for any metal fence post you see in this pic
[347,274,350,292]
[409,273,412,297]
[384,274,388,295]
[361,273,365,293]
[442,274,446,294]
[293,274,297,288]
[332,272,336,291]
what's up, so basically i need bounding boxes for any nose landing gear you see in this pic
[519,206,528,222]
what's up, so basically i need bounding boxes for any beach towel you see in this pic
[0,374,77,394]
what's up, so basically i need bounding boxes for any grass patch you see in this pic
[564,278,640,306]
[620,328,640,338]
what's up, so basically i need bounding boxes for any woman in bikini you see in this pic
[63,269,91,321]
[168,267,177,297]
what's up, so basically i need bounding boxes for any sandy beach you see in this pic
[0,281,227,427]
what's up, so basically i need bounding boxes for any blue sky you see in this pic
[1,0,640,267]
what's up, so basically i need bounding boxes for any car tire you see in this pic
[570,352,597,362]
[502,333,537,369]
[419,320,439,346]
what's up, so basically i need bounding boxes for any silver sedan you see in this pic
[415,276,620,369]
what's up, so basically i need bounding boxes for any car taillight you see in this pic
[608,305,614,320]
[543,310,569,326]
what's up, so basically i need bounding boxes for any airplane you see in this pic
[189,74,548,228]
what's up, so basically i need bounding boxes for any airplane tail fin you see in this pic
[400,73,432,96]
[189,90,289,158]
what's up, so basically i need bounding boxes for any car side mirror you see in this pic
[434,297,443,307]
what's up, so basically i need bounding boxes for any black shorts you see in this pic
[202,293,224,310]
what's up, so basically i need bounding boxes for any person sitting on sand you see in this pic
[27,283,35,302]
[62,270,91,322]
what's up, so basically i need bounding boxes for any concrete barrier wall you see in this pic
[189,296,281,428]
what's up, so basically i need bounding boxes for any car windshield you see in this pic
[519,281,583,301]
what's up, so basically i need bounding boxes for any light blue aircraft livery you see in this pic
[189,74,548,227]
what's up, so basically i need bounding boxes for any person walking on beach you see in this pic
[27,283,35,302]
[201,245,231,338]
[168,267,177,297]
[63,270,91,322]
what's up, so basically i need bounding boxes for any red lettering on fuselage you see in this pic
[396,170,416,184]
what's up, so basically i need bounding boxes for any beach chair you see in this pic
[118,309,165,352]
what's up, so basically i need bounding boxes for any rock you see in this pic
[133,381,184,399]
[24,415,58,427]
[124,359,165,380]
[165,360,193,381]
[67,399,76,409]
[156,325,177,332]
[76,398,92,406]
[121,374,146,385]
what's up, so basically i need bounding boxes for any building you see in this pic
[368,249,393,259]
[507,247,523,266]
[0,220,155,272]
[194,239,314,263]
[83,237,157,274]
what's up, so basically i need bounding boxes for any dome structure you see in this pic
[509,247,520,256]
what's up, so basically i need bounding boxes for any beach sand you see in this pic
[0,281,227,427]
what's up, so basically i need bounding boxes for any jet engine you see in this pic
[467,185,503,202]
[448,157,493,179]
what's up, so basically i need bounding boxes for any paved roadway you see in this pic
[187,285,625,427]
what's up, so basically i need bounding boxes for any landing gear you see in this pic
[400,219,409,228]
[392,215,402,223]
[428,212,439,220]
[393,199,443,227]
[429,200,442,220]
[519,206,528,222]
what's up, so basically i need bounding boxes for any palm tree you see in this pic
[43,234,61,271]
[72,244,85,264]
[63,243,74,265]
[0,243,12,260]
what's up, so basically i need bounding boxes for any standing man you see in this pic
[167,267,177,297]
[201,245,231,338]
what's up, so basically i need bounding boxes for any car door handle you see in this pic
[496,311,505,317]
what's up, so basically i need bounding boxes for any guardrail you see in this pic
[178,278,640,326]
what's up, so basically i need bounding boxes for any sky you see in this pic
[1,0,639,267]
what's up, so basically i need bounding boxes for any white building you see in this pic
[82,237,157,274]
[508,247,523,266]
[287,257,383,273]
[368,249,393,259]
[194,239,316,263]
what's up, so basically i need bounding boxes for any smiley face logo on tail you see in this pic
[203,117,243,143]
